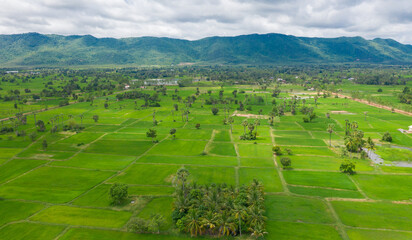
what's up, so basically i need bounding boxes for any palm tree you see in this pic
[254,119,260,134]
[175,168,190,195]
[345,119,350,135]
[247,205,266,228]
[185,209,203,237]
[232,204,247,236]
[327,124,335,147]
[242,119,248,135]
[201,211,216,235]
[249,223,268,239]
[351,121,358,130]
[228,117,234,133]
[214,211,236,237]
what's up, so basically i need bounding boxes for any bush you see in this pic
[280,157,291,169]
[211,107,219,115]
[302,117,309,123]
[285,148,293,155]
[109,183,128,205]
[340,160,356,175]
[272,146,283,155]
[382,132,392,142]
[195,123,200,129]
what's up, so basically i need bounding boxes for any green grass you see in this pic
[138,197,174,230]
[266,221,342,240]
[0,167,113,203]
[265,195,335,224]
[147,140,207,156]
[375,146,412,162]
[288,186,363,198]
[237,143,273,158]
[208,142,237,156]
[284,146,336,156]
[0,222,65,240]
[138,155,237,166]
[109,164,180,185]
[185,165,236,185]
[59,228,192,240]
[238,168,283,192]
[129,186,174,196]
[240,157,274,167]
[346,228,412,240]
[283,171,357,190]
[31,205,132,228]
[85,140,153,156]
[275,137,327,146]
[332,201,412,231]
[353,174,412,200]
[0,159,47,184]
[50,153,135,170]
[213,129,231,141]
[71,184,113,207]
[0,200,45,226]
[0,148,23,158]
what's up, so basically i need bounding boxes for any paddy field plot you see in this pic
[0,85,411,239]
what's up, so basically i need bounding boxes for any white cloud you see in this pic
[0,0,411,43]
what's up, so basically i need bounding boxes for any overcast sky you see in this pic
[1,0,411,44]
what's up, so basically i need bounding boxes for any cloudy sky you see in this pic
[0,0,412,43]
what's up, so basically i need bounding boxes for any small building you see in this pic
[124,84,130,90]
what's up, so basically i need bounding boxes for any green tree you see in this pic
[211,107,219,115]
[382,132,392,142]
[242,119,248,135]
[109,183,128,205]
[327,124,335,147]
[146,129,157,142]
[170,128,176,139]
[36,120,46,132]
[92,115,99,123]
[185,209,203,237]
[280,157,291,169]
[42,139,47,150]
[340,160,356,175]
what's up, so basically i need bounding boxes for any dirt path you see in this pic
[334,93,412,117]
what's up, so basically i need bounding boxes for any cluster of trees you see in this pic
[240,119,260,140]
[172,168,267,238]
[116,91,161,107]
[399,86,411,104]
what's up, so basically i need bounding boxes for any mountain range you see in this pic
[1,32,412,66]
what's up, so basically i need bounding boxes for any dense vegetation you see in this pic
[2,33,412,66]
[172,168,266,237]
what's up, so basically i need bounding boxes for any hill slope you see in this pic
[1,32,412,66]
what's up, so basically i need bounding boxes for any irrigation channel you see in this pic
[364,144,412,168]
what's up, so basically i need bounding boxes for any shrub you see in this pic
[272,146,283,155]
[340,160,356,175]
[195,123,200,129]
[280,157,291,169]
[285,148,293,155]
[211,107,219,115]
[109,183,128,205]
[382,132,392,142]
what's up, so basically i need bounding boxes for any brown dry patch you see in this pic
[232,111,268,119]
[33,154,54,159]
[392,201,412,205]
[330,110,355,115]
